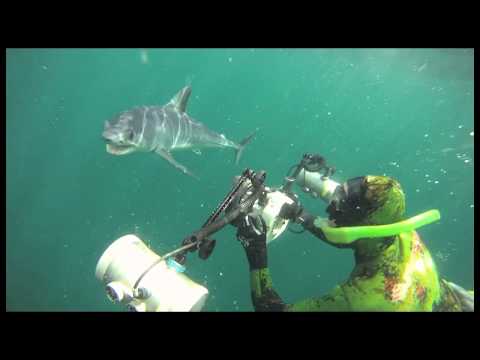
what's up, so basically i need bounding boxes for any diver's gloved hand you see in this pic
[292,207,328,242]
[277,199,328,242]
[236,214,268,270]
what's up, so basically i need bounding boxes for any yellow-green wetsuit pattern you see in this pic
[249,231,463,311]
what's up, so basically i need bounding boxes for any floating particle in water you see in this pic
[415,189,420,193]
[435,251,450,263]
[427,179,432,183]
[458,125,464,129]
[424,134,429,138]
[470,204,474,208]
[42,65,48,70]
[417,63,428,72]
[434,180,439,184]
[464,159,470,164]
[470,131,474,136]
[449,192,454,196]
[140,49,149,64]
[425,174,429,178]
[233,300,237,305]
[228,57,233,63]
[219,272,223,276]
[200,203,204,208]
[327,111,332,116]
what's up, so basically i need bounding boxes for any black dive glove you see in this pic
[278,198,327,241]
[236,214,268,270]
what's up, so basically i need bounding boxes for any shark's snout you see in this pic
[102,123,137,156]
[102,128,115,142]
[102,124,124,143]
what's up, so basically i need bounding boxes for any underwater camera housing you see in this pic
[232,176,296,243]
[95,234,208,312]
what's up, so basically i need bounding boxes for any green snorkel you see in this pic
[315,209,441,245]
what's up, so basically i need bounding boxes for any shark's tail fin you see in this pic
[235,131,256,165]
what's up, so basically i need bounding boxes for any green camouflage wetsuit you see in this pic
[244,228,464,311]
[238,176,472,312]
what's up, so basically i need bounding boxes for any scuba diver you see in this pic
[103,153,473,312]
[230,154,474,312]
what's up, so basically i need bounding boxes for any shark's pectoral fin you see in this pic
[167,86,192,113]
[155,148,199,180]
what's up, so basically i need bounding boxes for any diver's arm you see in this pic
[245,238,353,311]
[239,213,353,312]
[238,216,287,312]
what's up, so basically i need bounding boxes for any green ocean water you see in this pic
[6,48,474,312]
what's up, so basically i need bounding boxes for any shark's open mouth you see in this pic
[106,143,136,155]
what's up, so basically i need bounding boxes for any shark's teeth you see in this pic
[106,143,135,155]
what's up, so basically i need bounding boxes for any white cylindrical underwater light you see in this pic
[96,234,209,312]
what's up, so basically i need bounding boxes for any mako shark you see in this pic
[102,86,255,178]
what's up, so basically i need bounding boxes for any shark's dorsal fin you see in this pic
[168,86,192,113]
